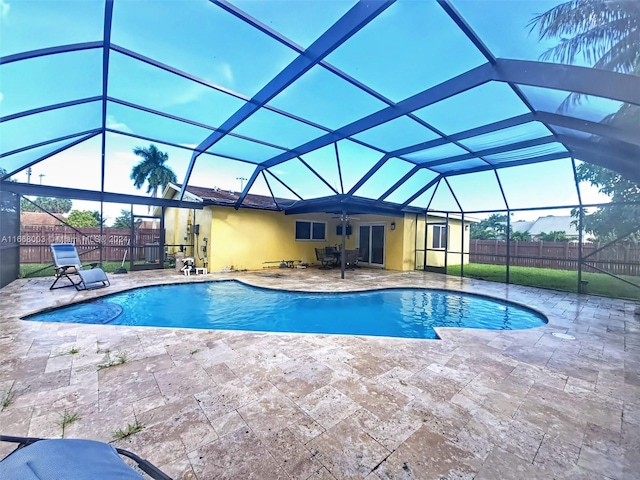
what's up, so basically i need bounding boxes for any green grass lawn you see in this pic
[447,263,640,301]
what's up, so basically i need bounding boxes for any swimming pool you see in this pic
[26,281,546,339]
[25,280,546,339]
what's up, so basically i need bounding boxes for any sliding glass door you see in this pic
[358,224,385,267]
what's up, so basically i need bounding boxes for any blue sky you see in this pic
[0,0,616,223]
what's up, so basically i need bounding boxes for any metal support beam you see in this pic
[258,62,495,170]
[538,111,640,148]
[261,171,280,210]
[401,175,442,209]
[572,156,585,293]
[104,128,257,165]
[444,213,449,272]
[109,43,387,158]
[297,156,339,195]
[0,129,102,160]
[493,59,640,106]
[0,42,103,65]
[344,155,388,198]
[2,182,204,209]
[231,167,262,210]
[0,97,102,124]
[334,143,345,195]
[377,166,421,202]
[441,151,570,178]
[505,211,511,285]
[106,97,289,152]
[443,177,462,212]
[494,169,510,211]
[187,0,395,205]
[340,210,347,280]
[460,212,465,278]
[2,132,101,179]
[100,0,114,267]
[265,170,304,201]
[416,136,557,169]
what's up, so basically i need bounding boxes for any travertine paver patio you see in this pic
[0,268,638,479]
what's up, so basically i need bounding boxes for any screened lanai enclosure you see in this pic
[1,0,639,293]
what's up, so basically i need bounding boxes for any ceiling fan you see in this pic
[331,214,360,221]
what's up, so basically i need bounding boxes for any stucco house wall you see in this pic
[163,186,471,272]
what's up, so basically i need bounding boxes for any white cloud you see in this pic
[106,114,132,133]
[166,84,204,106]
[0,0,10,19]
[0,91,4,102]
[219,63,234,86]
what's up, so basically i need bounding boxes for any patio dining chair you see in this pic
[314,247,333,270]
[344,249,359,269]
[49,243,110,291]
[324,246,340,267]
[0,435,172,480]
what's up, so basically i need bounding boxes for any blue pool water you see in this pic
[26,281,546,339]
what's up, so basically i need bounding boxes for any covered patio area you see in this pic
[1,268,638,479]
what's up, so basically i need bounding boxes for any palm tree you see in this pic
[130,144,177,199]
[528,0,640,108]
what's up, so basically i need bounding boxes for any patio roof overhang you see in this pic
[283,195,426,217]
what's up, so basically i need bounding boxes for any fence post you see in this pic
[538,241,543,268]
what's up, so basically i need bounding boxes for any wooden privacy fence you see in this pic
[19,226,160,264]
[469,240,640,277]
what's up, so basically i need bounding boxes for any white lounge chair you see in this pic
[49,243,110,291]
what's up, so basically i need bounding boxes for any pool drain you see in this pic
[552,332,576,340]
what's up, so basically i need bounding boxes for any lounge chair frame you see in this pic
[49,243,110,291]
[0,435,172,480]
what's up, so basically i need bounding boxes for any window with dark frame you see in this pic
[432,224,448,249]
[295,220,326,241]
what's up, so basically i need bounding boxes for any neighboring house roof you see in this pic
[516,216,579,237]
[511,221,534,233]
[20,212,64,226]
[162,183,295,210]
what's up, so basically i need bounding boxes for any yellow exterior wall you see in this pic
[415,214,470,268]
[208,208,331,271]
[163,205,471,272]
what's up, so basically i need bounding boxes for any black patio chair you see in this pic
[0,435,172,480]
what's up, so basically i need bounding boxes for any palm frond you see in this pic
[592,31,640,72]
[528,0,629,39]
[538,16,634,68]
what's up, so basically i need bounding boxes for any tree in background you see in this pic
[571,165,640,241]
[530,1,640,241]
[0,167,15,182]
[66,210,100,227]
[470,213,508,240]
[20,196,72,214]
[511,231,533,241]
[130,144,177,200]
[112,209,133,229]
[537,231,570,242]
[91,211,107,226]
